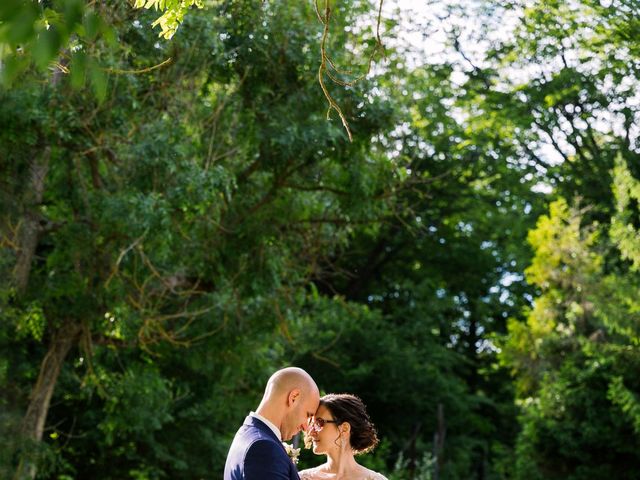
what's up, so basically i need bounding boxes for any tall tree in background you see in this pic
[1,1,397,478]
[493,0,640,478]
[502,191,640,479]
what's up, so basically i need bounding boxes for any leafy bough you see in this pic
[134,0,386,141]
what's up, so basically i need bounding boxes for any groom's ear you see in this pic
[287,388,301,406]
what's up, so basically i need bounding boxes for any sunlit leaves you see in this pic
[608,376,640,436]
[133,0,205,39]
[15,302,46,341]
[525,198,602,291]
[502,187,640,477]
[611,155,640,271]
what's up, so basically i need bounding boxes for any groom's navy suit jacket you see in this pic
[224,415,299,480]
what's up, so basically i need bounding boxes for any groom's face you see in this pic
[281,390,319,441]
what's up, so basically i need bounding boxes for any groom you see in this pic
[224,367,320,480]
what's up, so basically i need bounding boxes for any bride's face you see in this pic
[308,405,341,455]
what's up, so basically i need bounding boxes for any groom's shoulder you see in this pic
[226,421,281,473]
[229,428,288,470]
[236,416,275,441]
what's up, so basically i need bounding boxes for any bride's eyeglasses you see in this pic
[308,417,339,431]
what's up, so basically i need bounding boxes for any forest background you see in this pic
[1,0,640,479]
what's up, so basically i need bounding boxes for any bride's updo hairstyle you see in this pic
[320,393,379,454]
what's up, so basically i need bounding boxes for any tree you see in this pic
[1,1,396,477]
[501,196,640,479]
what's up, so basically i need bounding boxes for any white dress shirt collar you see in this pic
[249,411,282,440]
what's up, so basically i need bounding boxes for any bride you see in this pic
[298,393,388,480]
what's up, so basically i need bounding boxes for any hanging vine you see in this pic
[315,0,385,142]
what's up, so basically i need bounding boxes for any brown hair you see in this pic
[320,393,379,454]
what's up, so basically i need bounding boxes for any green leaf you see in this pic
[69,51,87,88]
[89,61,107,102]
[62,0,84,33]
[0,54,29,85]
[33,27,61,70]
[1,1,39,44]
[83,11,101,40]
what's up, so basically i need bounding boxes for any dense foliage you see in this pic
[1,0,639,479]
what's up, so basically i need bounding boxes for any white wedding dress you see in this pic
[298,465,388,480]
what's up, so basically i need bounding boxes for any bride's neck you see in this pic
[325,449,359,475]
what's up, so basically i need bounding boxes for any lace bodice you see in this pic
[298,465,388,480]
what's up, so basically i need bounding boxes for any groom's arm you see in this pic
[244,440,291,480]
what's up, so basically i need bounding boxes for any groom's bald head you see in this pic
[263,367,317,399]
[256,367,319,441]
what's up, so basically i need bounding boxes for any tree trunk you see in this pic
[13,147,50,293]
[13,322,81,480]
[13,57,68,480]
[433,403,446,480]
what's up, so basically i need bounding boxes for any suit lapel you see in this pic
[243,416,287,453]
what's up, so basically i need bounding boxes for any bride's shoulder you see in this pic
[364,469,389,480]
